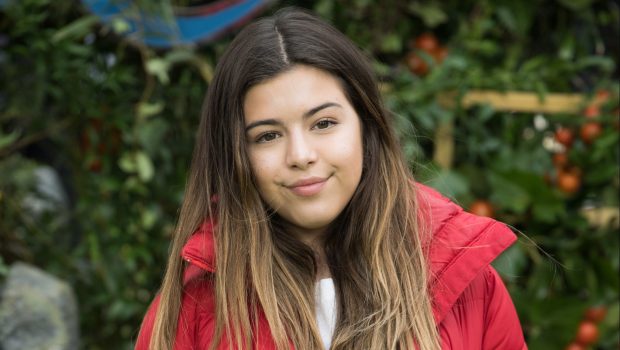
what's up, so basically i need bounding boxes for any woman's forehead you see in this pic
[243,65,350,122]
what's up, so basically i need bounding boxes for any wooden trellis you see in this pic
[433,90,618,228]
[432,90,609,169]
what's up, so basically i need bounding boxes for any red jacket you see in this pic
[136,184,527,349]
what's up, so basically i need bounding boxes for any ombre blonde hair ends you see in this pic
[147,7,441,350]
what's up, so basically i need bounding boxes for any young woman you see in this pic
[136,7,527,350]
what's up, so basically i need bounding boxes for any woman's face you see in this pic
[244,65,364,243]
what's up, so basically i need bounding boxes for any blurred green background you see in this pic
[0,0,618,349]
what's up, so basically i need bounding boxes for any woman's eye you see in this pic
[256,132,279,143]
[314,119,336,130]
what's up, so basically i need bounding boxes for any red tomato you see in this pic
[567,166,582,177]
[575,321,599,345]
[406,52,429,76]
[583,104,600,119]
[584,306,607,323]
[552,152,569,169]
[414,32,439,53]
[596,89,610,101]
[468,200,495,218]
[564,342,585,350]
[554,127,574,148]
[580,122,602,145]
[557,170,581,194]
[432,46,449,64]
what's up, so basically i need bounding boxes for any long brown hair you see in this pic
[148,7,440,350]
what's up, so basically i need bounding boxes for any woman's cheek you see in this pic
[249,150,281,189]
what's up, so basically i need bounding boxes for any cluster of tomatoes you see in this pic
[405,32,448,76]
[550,92,610,195]
[564,306,607,350]
[80,116,122,173]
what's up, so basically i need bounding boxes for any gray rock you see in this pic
[0,262,79,350]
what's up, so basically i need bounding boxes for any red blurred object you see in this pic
[413,32,439,52]
[575,321,600,345]
[468,200,495,218]
[555,127,574,148]
[580,122,602,145]
[406,52,429,76]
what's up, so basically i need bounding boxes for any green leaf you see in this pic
[409,2,448,28]
[490,169,564,222]
[136,118,168,156]
[519,56,548,73]
[488,172,531,214]
[603,301,619,328]
[0,130,20,149]
[136,101,164,120]
[118,152,136,173]
[145,58,170,85]
[558,35,576,60]
[518,294,586,347]
[313,0,335,20]
[496,7,517,33]
[419,167,470,201]
[163,49,196,65]
[110,16,131,34]
[164,49,213,82]
[118,150,155,181]
[497,1,536,35]
[590,131,619,162]
[51,15,99,43]
[492,243,528,282]
[88,231,102,265]
[135,151,154,182]
[380,33,401,53]
[556,0,593,11]
[140,207,158,230]
[576,56,616,72]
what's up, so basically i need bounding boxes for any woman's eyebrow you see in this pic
[245,102,342,132]
[302,102,342,118]
[245,118,281,132]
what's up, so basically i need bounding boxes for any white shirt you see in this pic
[315,278,337,349]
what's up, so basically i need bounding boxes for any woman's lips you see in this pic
[287,177,328,197]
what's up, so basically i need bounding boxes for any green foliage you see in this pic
[1,0,618,348]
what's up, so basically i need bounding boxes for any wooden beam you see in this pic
[437,90,609,114]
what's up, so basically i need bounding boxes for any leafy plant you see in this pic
[1,0,618,348]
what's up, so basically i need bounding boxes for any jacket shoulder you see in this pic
[135,276,217,350]
[414,183,518,324]
[439,265,527,349]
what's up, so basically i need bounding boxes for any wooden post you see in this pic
[433,120,454,169]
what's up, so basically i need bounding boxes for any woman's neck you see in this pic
[314,247,331,280]
[299,235,331,280]
[283,222,332,280]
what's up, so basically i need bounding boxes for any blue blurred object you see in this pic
[81,0,273,48]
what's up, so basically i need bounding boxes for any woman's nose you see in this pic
[285,131,317,169]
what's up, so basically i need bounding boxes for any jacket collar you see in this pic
[181,183,517,324]
[416,183,517,323]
